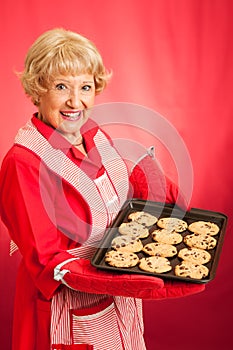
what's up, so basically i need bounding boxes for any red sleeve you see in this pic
[129,154,188,209]
[0,146,77,299]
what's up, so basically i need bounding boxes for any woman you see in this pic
[0,28,204,350]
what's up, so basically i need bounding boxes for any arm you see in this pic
[129,152,188,209]
[128,152,205,298]
[0,146,75,299]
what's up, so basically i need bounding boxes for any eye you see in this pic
[55,83,67,91]
[82,85,92,92]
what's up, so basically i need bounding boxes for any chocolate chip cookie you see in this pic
[105,250,139,268]
[143,242,177,258]
[128,211,158,227]
[175,260,209,279]
[139,256,172,273]
[188,221,220,236]
[157,217,188,232]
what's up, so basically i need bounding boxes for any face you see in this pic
[37,73,96,142]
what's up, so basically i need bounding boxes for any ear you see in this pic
[33,96,40,106]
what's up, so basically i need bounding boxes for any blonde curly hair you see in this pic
[19,28,112,105]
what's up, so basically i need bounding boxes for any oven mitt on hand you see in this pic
[54,258,205,299]
[54,257,164,298]
[150,279,205,299]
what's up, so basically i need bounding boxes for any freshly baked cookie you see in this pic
[139,256,172,273]
[175,261,209,279]
[142,242,177,258]
[188,221,220,236]
[184,233,217,250]
[152,229,183,245]
[157,217,188,232]
[178,247,211,265]
[118,221,149,238]
[111,235,143,253]
[128,211,158,227]
[105,250,139,268]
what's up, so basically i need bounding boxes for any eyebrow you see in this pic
[53,79,94,84]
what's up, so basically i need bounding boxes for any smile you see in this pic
[61,111,82,121]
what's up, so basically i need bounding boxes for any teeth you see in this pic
[62,111,81,118]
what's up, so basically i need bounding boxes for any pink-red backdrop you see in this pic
[1,1,233,349]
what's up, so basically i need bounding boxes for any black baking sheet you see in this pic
[91,199,228,283]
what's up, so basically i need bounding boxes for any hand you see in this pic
[56,258,164,298]
[55,258,205,299]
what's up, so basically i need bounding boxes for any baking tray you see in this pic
[91,199,228,283]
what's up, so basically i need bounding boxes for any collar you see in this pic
[31,113,103,166]
[32,113,73,150]
[32,113,99,149]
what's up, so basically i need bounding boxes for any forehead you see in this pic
[52,73,95,84]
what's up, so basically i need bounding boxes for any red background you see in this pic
[1,1,233,349]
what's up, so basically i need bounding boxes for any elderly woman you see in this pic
[0,28,204,350]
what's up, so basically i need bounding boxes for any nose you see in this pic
[66,89,84,109]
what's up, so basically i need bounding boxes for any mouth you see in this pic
[60,110,82,121]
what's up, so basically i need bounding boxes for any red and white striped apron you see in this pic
[15,121,146,350]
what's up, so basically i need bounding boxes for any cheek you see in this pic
[42,97,63,116]
[48,96,63,110]
[39,97,64,126]
[41,92,63,108]
[85,94,96,107]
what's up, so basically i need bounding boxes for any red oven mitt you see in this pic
[54,258,205,300]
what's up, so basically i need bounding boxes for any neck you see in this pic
[58,131,83,146]
[72,138,83,146]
